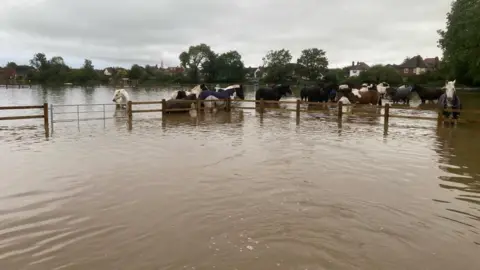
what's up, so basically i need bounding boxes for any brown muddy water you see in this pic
[0,86,480,269]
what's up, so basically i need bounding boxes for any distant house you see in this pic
[0,68,16,83]
[397,55,427,75]
[423,57,440,71]
[15,65,34,81]
[162,66,183,75]
[348,61,369,77]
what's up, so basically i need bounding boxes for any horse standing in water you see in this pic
[164,90,198,113]
[198,84,245,112]
[335,84,381,105]
[112,89,130,109]
[411,84,444,104]
[438,80,462,125]
[255,84,292,101]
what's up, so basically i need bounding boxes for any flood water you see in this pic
[1,85,480,269]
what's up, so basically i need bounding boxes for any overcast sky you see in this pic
[0,0,451,69]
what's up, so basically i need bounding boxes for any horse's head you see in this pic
[112,89,129,104]
[175,90,187,99]
[445,80,456,102]
[200,84,209,91]
[234,84,245,100]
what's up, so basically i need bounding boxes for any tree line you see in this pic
[1,1,477,86]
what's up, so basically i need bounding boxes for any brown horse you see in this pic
[335,87,381,105]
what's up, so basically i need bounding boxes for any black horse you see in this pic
[411,84,444,104]
[300,84,337,102]
[255,84,292,102]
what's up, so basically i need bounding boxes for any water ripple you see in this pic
[1,86,480,269]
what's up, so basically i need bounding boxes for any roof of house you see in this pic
[398,55,427,68]
[423,57,439,68]
[350,62,369,70]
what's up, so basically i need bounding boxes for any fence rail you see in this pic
[2,98,480,137]
[0,103,49,136]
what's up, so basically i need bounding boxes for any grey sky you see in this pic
[0,0,451,69]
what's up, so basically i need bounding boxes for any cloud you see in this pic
[0,0,451,69]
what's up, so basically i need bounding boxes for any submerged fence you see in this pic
[1,98,480,137]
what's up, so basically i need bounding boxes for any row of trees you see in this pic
[1,0,478,87]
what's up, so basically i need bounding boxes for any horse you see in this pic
[169,84,208,99]
[438,80,461,124]
[112,89,130,109]
[335,85,381,105]
[301,84,337,103]
[198,84,245,111]
[388,85,413,104]
[376,82,389,98]
[255,84,292,102]
[165,91,197,113]
[410,84,444,104]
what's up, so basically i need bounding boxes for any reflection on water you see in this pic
[0,86,480,269]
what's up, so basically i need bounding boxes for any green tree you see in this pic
[262,49,292,82]
[179,43,214,82]
[129,64,145,80]
[358,65,403,85]
[324,68,347,84]
[6,62,17,69]
[30,53,48,70]
[296,48,329,80]
[438,0,480,85]
[215,50,245,82]
[200,50,218,83]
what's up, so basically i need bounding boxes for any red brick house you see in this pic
[397,55,427,76]
[0,68,16,83]
[423,57,440,71]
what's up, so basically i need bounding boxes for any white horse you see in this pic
[443,80,457,108]
[438,80,461,125]
[112,89,130,108]
[376,82,389,96]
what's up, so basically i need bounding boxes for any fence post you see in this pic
[162,99,167,117]
[127,101,133,130]
[337,101,343,121]
[260,98,264,115]
[226,97,231,112]
[43,103,49,137]
[384,103,390,134]
[296,99,300,124]
[50,104,54,134]
[437,110,443,126]
[196,99,201,113]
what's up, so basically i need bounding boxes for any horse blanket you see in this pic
[438,93,462,119]
[198,90,234,100]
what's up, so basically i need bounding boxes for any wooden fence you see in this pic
[1,99,480,137]
[128,98,480,128]
[0,103,49,136]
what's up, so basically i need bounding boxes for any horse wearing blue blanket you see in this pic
[438,80,462,125]
[198,84,245,111]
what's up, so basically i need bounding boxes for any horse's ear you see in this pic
[453,79,456,84]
